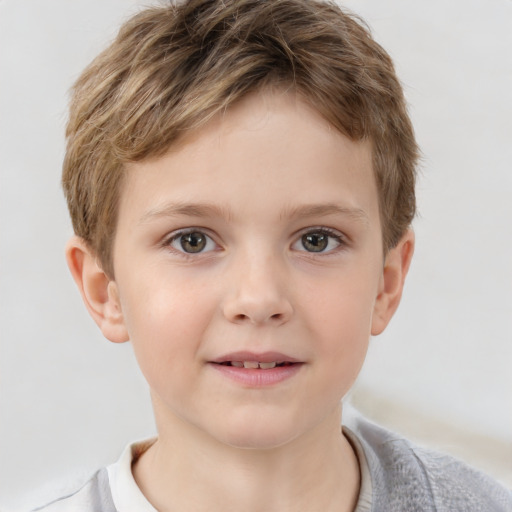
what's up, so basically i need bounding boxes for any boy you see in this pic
[36,0,512,510]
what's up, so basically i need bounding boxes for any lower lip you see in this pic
[209,363,303,387]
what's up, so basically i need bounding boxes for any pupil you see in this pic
[302,233,328,252]
[181,232,206,253]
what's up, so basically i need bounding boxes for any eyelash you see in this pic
[293,227,346,255]
[162,227,346,257]
[163,228,219,257]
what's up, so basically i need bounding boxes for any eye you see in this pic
[168,230,217,254]
[293,229,344,253]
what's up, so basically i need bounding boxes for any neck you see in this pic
[133,400,360,512]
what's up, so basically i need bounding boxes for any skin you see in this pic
[67,90,414,512]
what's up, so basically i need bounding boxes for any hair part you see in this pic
[63,0,419,277]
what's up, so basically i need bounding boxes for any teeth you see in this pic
[225,361,283,369]
[243,361,260,369]
[230,361,280,369]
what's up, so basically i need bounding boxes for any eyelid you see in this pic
[162,227,220,255]
[291,226,347,253]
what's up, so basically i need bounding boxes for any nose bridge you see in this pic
[223,244,293,325]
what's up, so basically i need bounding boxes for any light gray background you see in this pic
[1,0,511,509]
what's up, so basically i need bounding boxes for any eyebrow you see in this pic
[139,201,369,226]
[139,202,233,224]
[280,203,370,225]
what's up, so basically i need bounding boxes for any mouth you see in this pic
[211,351,301,368]
[209,352,303,386]
[216,361,295,369]
[209,351,305,388]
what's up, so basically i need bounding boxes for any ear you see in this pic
[65,236,129,343]
[371,229,415,336]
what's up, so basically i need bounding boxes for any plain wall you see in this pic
[1,0,511,509]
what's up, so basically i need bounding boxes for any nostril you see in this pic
[224,299,293,325]
[232,312,283,323]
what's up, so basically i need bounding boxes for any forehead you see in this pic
[119,90,378,227]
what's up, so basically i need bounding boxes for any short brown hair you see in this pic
[63,0,419,277]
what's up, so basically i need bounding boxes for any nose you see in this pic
[222,251,293,326]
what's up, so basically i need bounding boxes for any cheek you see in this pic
[301,273,377,381]
[305,275,377,341]
[118,275,218,382]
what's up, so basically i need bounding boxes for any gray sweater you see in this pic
[344,413,512,511]
[34,414,512,511]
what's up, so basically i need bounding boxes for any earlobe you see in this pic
[371,229,415,336]
[65,236,129,344]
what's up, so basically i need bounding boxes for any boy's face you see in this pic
[79,91,411,449]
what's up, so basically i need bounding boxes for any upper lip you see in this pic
[211,351,301,364]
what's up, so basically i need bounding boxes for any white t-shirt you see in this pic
[106,438,157,512]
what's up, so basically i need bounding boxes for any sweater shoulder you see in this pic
[345,412,512,512]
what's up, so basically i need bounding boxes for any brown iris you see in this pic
[302,233,328,252]
[180,232,207,253]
